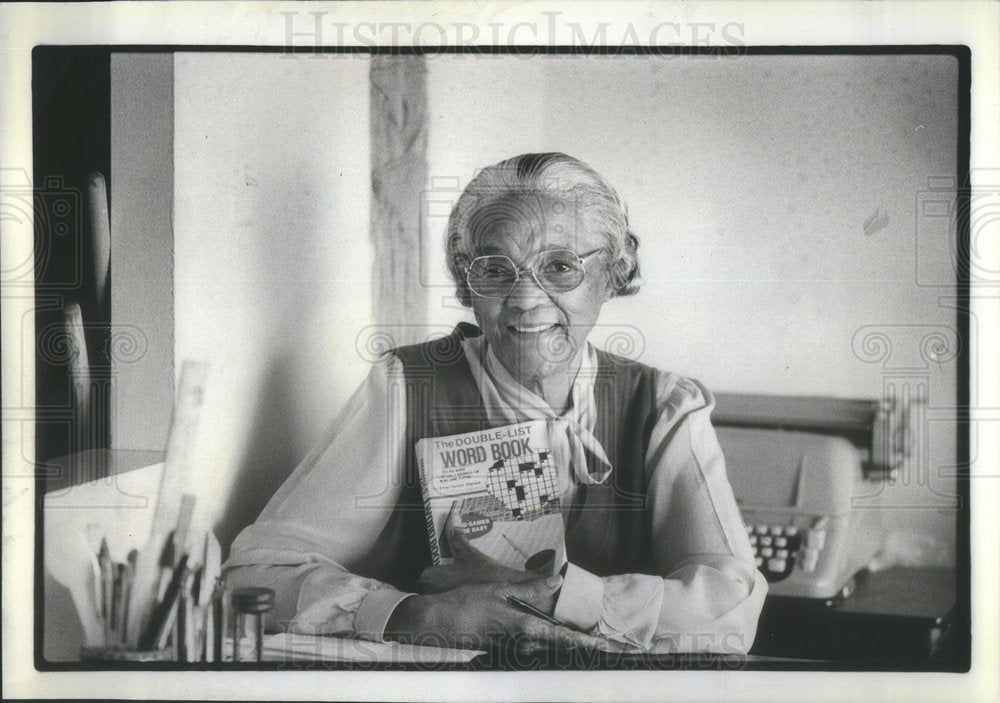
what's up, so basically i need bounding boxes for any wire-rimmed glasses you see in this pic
[465,248,603,298]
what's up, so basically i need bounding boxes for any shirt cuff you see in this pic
[553,562,605,632]
[354,588,414,642]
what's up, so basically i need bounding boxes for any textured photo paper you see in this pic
[1,2,997,702]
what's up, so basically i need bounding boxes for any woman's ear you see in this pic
[603,270,616,301]
[454,254,473,307]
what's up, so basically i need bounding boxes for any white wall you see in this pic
[424,54,960,565]
[160,53,958,564]
[172,53,373,549]
[423,56,548,329]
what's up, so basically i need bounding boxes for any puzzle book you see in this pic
[414,420,566,574]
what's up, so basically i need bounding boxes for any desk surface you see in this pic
[44,567,964,671]
[832,567,954,620]
[752,566,965,667]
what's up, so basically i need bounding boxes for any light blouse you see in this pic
[224,335,767,653]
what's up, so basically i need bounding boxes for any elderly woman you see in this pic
[224,152,767,654]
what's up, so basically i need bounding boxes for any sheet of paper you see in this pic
[44,462,165,564]
[261,632,484,664]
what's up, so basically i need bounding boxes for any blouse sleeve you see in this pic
[552,375,768,653]
[222,355,414,641]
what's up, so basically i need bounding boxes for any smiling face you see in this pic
[465,193,612,393]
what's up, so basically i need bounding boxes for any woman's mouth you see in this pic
[509,322,557,334]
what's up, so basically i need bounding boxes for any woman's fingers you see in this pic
[506,574,563,607]
[417,564,460,593]
[390,581,631,656]
[513,616,626,653]
[501,579,637,654]
[444,503,475,556]
[418,559,536,594]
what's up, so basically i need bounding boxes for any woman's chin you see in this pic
[495,329,580,381]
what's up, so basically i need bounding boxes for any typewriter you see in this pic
[714,393,897,600]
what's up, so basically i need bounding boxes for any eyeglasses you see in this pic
[465,248,603,298]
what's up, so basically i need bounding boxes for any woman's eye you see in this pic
[543,261,574,274]
[481,265,512,278]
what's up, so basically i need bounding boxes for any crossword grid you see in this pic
[485,451,559,518]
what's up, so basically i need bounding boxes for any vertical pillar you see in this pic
[369,55,428,345]
[109,53,174,450]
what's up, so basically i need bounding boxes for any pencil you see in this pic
[122,550,137,645]
[112,563,125,644]
[155,533,176,605]
[505,595,564,627]
[98,538,112,645]
[502,533,530,559]
[139,553,189,651]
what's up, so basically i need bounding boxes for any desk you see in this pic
[751,567,967,668]
[40,453,967,670]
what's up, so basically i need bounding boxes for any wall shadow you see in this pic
[215,355,301,558]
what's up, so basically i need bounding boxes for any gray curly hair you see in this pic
[444,152,641,307]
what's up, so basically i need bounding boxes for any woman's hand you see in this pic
[418,504,559,595]
[417,534,544,595]
[384,576,621,654]
[418,556,542,594]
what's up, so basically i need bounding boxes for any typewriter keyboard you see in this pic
[745,523,802,582]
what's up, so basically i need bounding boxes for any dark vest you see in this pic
[371,323,661,592]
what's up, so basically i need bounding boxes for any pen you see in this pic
[122,550,137,645]
[158,564,193,654]
[505,595,564,627]
[189,565,204,662]
[111,563,124,643]
[139,553,189,651]
[87,551,102,632]
[98,538,113,645]
[155,533,176,605]
[176,571,191,661]
[183,568,198,662]
[209,578,224,663]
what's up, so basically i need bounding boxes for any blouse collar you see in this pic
[461,334,612,487]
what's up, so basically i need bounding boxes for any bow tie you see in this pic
[547,418,613,490]
[470,339,614,494]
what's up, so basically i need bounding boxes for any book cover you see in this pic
[415,419,566,574]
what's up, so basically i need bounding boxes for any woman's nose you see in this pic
[506,270,549,307]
